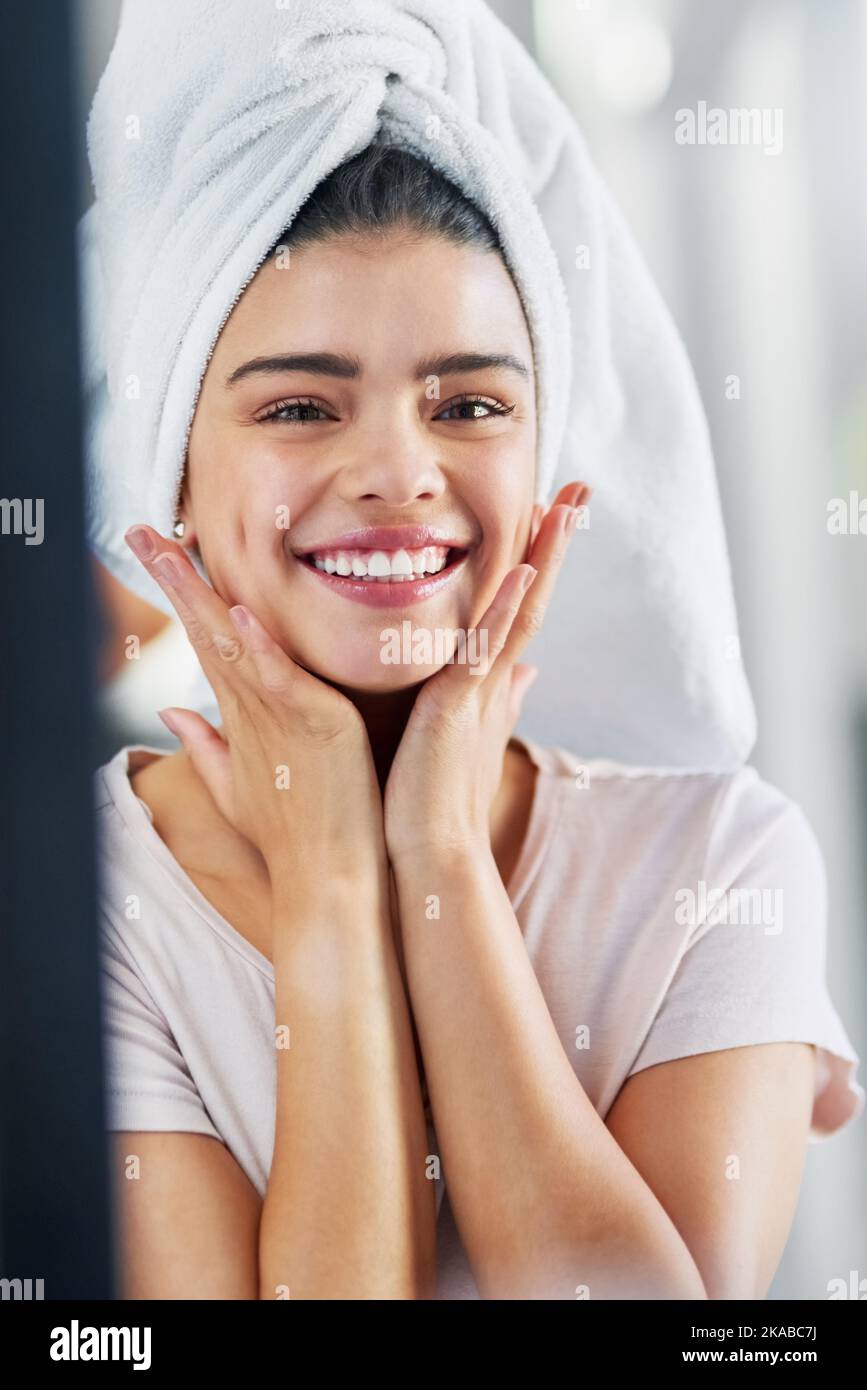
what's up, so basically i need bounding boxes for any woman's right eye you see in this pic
[257,397,332,425]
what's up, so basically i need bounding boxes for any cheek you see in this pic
[471,470,530,562]
[202,439,308,530]
[242,467,304,546]
[198,501,290,615]
[215,470,305,578]
[461,472,532,624]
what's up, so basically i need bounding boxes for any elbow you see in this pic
[470,1225,709,1301]
[477,1264,707,1301]
[476,1262,708,1301]
[666,1263,709,1300]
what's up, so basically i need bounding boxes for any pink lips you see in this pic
[294,547,470,608]
[290,524,474,608]
[294,524,472,553]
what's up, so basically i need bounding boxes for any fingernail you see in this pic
[158,708,180,735]
[229,605,250,632]
[154,553,183,586]
[518,566,537,597]
[126,526,155,560]
[564,507,579,536]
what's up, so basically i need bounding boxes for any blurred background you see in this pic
[71,0,866,1298]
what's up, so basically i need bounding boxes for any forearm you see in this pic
[259,855,437,1299]
[391,844,706,1300]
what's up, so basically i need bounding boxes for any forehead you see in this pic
[208,230,534,377]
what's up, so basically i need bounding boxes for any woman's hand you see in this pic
[382,481,592,862]
[123,524,385,878]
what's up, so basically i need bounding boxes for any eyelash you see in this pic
[256,393,517,425]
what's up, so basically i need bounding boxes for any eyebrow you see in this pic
[224,350,530,388]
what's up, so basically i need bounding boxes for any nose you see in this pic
[331,409,448,507]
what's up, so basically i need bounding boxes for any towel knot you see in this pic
[273,1,451,100]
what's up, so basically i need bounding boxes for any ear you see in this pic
[176,470,199,552]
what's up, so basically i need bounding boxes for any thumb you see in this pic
[158,707,233,821]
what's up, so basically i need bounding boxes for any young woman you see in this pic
[95,144,861,1300]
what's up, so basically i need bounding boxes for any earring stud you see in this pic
[172,519,186,538]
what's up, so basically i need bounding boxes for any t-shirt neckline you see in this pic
[101,732,559,978]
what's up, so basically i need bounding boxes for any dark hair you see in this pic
[269,142,502,257]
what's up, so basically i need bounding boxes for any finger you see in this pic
[551,479,592,511]
[498,487,589,669]
[526,504,544,556]
[158,707,233,820]
[227,604,361,745]
[413,563,537,723]
[467,562,539,684]
[124,524,261,694]
[424,483,592,703]
[227,603,337,706]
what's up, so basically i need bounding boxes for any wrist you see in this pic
[266,840,390,900]
[388,834,495,879]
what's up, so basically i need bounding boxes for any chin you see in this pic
[305,655,436,695]
[286,604,482,691]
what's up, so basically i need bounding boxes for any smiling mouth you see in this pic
[295,543,468,582]
[291,542,471,606]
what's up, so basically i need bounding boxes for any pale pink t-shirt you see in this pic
[95,736,864,1300]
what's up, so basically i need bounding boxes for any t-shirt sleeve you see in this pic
[627,772,865,1143]
[98,915,222,1140]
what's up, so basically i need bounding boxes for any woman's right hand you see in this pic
[124,523,385,880]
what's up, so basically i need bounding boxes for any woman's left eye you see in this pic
[435,395,516,421]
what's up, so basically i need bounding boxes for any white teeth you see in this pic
[390,549,414,576]
[367,550,392,577]
[309,544,453,579]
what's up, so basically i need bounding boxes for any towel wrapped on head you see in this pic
[78,0,757,768]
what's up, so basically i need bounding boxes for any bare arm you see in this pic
[111,522,437,1299]
[258,858,436,1299]
[109,862,436,1301]
[110,1132,262,1299]
[391,843,709,1300]
[391,844,815,1300]
[604,1040,816,1300]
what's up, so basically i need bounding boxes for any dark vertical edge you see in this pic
[0,4,116,1298]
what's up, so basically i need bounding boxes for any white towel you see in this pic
[78,0,757,768]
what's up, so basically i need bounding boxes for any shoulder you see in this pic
[93,745,155,900]
[522,734,811,875]
[520,741,862,1144]
[92,744,186,964]
[93,741,189,823]
[522,736,832,973]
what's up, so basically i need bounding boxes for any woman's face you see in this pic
[182,227,537,691]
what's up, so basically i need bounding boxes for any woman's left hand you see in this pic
[383,481,592,863]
